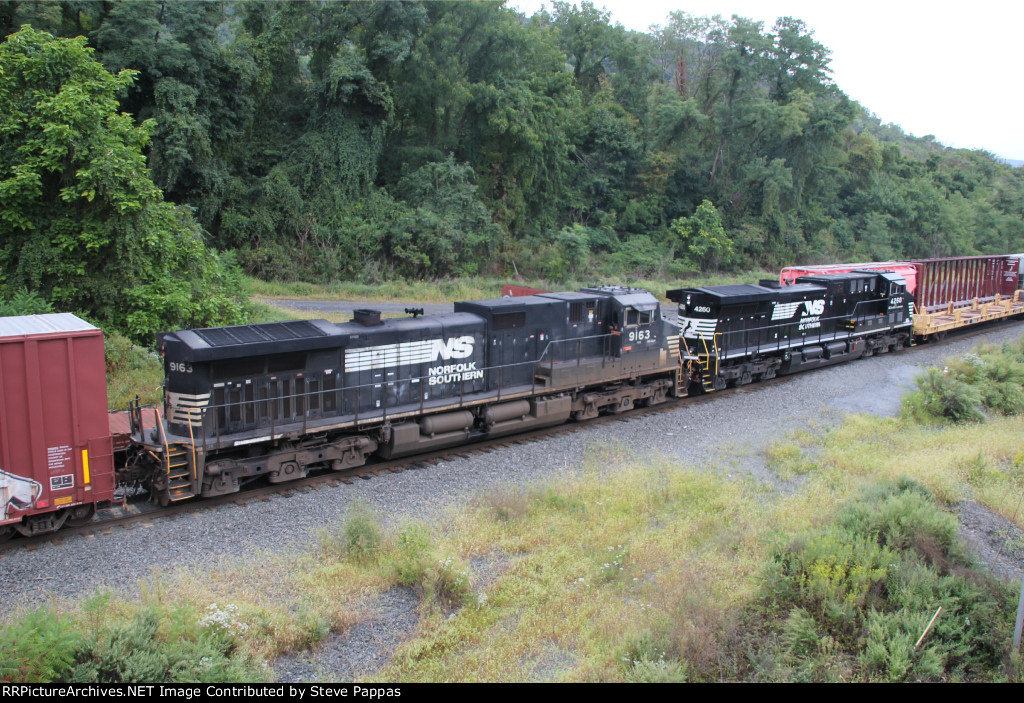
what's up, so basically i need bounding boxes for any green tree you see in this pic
[671,199,734,271]
[0,26,242,340]
[385,156,500,277]
[550,1,624,100]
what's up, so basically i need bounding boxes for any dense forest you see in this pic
[2,0,1023,339]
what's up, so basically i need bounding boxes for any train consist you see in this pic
[3,286,685,535]
[2,255,1023,538]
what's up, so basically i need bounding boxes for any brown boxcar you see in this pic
[0,314,114,536]
[910,256,1020,311]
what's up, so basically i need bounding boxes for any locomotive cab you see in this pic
[579,287,663,358]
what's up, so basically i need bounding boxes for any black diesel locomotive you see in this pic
[668,270,914,392]
[133,287,684,503]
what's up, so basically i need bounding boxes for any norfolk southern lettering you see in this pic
[428,361,483,385]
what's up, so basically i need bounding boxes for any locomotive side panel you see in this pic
[341,314,487,415]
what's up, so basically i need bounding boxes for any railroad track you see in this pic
[2,315,1019,555]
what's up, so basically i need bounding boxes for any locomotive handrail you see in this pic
[535,332,618,366]
[186,410,198,490]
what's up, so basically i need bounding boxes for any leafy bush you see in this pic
[753,481,1016,681]
[902,367,985,424]
[70,602,261,683]
[0,607,80,682]
[0,598,262,683]
[904,342,1024,424]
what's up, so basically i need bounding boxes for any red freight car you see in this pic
[911,256,1019,311]
[780,262,920,294]
[0,314,115,537]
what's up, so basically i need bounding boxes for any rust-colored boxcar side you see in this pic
[910,256,1020,311]
[0,314,114,535]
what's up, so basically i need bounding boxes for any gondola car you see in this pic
[667,270,913,392]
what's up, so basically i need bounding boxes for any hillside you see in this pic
[1,1,1023,342]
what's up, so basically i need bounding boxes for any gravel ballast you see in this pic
[2,320,1024,664]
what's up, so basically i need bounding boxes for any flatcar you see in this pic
[667,270,914,392]
[129,286,685,504]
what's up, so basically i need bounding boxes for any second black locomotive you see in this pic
[668,270,914,391]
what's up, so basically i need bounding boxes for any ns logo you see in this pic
[803,299,826,316]
[431,336,474,361]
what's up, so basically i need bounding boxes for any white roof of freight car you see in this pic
[0,313,97,339]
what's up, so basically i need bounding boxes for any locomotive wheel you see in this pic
[572,405,599,421]
[646,387,668,406]
[736,371,752,386]
[761,367,776,380]
[713,375,727,391]
[66,504,96,527]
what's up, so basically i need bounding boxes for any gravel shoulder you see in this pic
[2,316,1023,680]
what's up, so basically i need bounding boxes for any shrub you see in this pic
[391,524,433,587]
[618,629,687,683]
[0,288,53,316]
[70,603,261,683]
[337,501,383,562]
[753,481,1017,681]
[902,368,984,424]
[0,607,80,682]
[104,329,163,410]
[425,555,475,609]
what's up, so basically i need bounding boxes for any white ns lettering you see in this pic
[803,300,825,315]
[432,336,474,361]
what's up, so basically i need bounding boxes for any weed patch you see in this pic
[903,339,1024,425]
[746,481,1017,682]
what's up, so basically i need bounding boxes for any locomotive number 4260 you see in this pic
[170,362,193,373]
